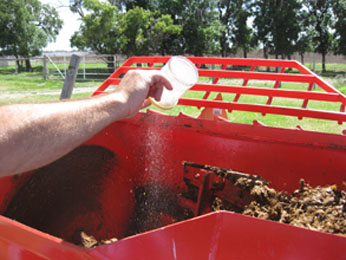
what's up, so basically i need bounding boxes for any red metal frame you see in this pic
[179,162,258,216]
[93,56,346,125]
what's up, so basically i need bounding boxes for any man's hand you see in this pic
[115,70,173,118]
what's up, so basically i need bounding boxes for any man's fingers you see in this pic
[147,84,156,99]
[151,72,173,91]
[154,84,164,101]
[147,80,165,101]
[141,99,151,109]
[146,72,173,102]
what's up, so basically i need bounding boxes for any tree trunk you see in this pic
[220,31,227,57]
[16,58,24,73]
[25,58,33,72]
[322,52,326,73]
[243,49,247,58]
[275,53,280,73]
[263,48,269,72]
[275,52,279,60]
[263,47,268,59]
[300,53,304,64]
[107,56,115,74]
[15,59,20,73]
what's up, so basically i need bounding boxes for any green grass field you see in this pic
[151,88,346,134]
[1,63,345,134]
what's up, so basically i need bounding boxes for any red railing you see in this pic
[93,56,346,125]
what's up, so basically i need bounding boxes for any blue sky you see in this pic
[41,0,81,51]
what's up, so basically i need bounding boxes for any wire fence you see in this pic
[46,54,125,81]
[0,53,128,81]
[0,56,44,74]
[0,52,345,81]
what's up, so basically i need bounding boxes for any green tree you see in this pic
[70,0,121,70]
[332,0,346,56]
[102,0,221,56]
[118,7,181,56]
[252,0,272,59]
[128,0,221,55]
[142,0,187,54]
[71,0,120,54]
[217,0,234,57]
[111,0,153,11]
[71,2,181,57]
[295,5,314,64]
[117,7,152,56]
[178,0,221,56]
[304,0,335,72]
[228,0,256,58]
[296,28,315,64]
[0,0,62,72]
[253,0,302,60]
[153,0,184,17]
[148,14,182,55]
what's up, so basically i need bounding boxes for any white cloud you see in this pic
[41,0,82,51]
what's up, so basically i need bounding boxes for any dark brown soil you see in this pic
[213,178,346,235]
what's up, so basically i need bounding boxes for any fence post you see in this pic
[113,55,117,71]
[312,53,316,89]
[63,56,67,78]
[60,54,81,100]
[83,55,86,80]
[43,55,49,80]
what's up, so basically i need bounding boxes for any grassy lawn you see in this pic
[150,89,346,134]
[0,71,99,105]
[1,62,345,134]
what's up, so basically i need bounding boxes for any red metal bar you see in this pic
[212,64,227,84]
[189,57,304,69]
[178,98,346,123]
[191,84,341,102]
[202,64,227,101]
[92,56,346,125]
[298,82,316,120]
[233,66,256,103]
[104,66,320,87]
[266,67,286,105]
[123,56,313,76]
[339,104,346,124]
[198,69,315,84]
[302,82,315,109]
[262,67,287,116]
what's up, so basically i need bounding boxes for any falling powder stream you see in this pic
[144,126,170,183]
[138,123,176,230]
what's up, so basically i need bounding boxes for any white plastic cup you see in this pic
[149,56,198,110]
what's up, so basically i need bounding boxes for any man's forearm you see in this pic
[0,70,172,177]
[0,92,127,177]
